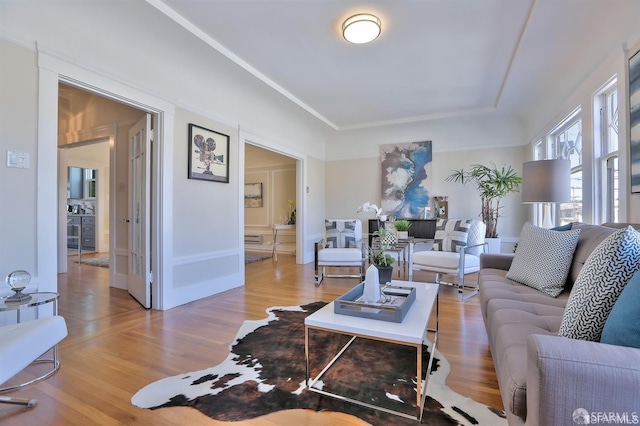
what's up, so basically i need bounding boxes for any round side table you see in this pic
[0,292,61,393]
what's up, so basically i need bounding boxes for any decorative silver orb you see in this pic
[5,270,32,303]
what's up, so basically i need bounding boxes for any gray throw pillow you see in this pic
[432,219,471,252]
[505,222,581,297]
[325,220,357,248]
[559,226,640,341]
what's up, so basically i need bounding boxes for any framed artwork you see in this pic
[629,48,640,192]
[380,141,433,217]
[244,183,263,208]
[434,196,448,219]
[188,123,230,183]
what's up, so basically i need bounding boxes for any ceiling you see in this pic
[149,0,640,131]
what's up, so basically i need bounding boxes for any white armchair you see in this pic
[314,219,366,286]
[0,315,68,407]
[410,219,486,301]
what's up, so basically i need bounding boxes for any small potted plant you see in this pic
[393,219,411,239]
[369,228,395,284]
[287,200,296,225]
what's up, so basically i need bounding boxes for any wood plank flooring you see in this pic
[0,254,502,425]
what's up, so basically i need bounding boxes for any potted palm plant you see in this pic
[446,163,521,252]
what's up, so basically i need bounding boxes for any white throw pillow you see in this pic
[432,219,471,253]
[505,222,581,297]
[559,226,640,341]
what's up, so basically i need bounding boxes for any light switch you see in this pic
[6,151,30,169]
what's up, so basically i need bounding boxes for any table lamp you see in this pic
[521,159,571,228]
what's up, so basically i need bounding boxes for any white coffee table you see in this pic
[304,280,439,421]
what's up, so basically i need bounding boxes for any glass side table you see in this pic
[0,292,61,393]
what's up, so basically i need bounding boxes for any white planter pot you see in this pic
[397,231,409,239]
[485,237,502,254]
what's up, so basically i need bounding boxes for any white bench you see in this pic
[0,316,68,407]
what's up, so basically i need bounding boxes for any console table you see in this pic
[272,224,295,262]
[368,219,436,246]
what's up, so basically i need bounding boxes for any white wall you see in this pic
[0,39,38,293]
[327,111,525,161]
[304,156,326,260]
[523,39,640,224]
[3,1,640,308]
[0,0,332,308]
[325,146,528,247]
[324,110,528,247]
[170,108,244,302]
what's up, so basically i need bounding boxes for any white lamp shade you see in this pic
[521,159,571,203]
[342,14,381,44]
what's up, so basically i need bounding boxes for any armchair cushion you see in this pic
[432,219,471,252]
[413,250,480,274]
[505,222,581,297]
[317,247,364,263]
[325,220,358,248]
[559,226,640,341]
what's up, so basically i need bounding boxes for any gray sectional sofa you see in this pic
[478,222,640,426]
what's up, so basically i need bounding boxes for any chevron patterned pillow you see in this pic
[505,222,581,297]
[559,226,640,341]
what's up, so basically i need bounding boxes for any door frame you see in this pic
[37,51,174,310]
[239,129,306,266]
[58,139,112,274]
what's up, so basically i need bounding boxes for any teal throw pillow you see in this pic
[551,223,573,231]
[601,270,640,348]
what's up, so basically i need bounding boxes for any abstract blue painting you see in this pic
[380,141,433,217]
[630,49,640,193]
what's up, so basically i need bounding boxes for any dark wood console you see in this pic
[368,219,437,246]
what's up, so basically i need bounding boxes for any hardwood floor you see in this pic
[0,254,502,425]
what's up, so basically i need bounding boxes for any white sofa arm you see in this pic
[527,334,640,426]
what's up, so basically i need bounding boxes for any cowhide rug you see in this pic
[132,302,506,425]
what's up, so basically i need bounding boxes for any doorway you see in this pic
[56,82,150,307]
[60,140,110,265]
[37,52,173,308]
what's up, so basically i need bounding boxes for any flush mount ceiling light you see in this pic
[342,14,381,44]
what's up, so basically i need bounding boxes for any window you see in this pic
[598,85,619,222]
[548,112,582,225]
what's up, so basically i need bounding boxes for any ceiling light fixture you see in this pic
[342,14,381,44]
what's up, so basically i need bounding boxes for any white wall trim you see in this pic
[173,248,240,267]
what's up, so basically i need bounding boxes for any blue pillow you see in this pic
[600,270,640,348]
[551,223,573,231]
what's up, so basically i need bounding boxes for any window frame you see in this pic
[594,79,619,224]
[547,108,583,226]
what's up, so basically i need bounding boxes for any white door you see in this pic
[128,114,152,308]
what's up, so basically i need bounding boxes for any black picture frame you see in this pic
[188,123,230,183]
